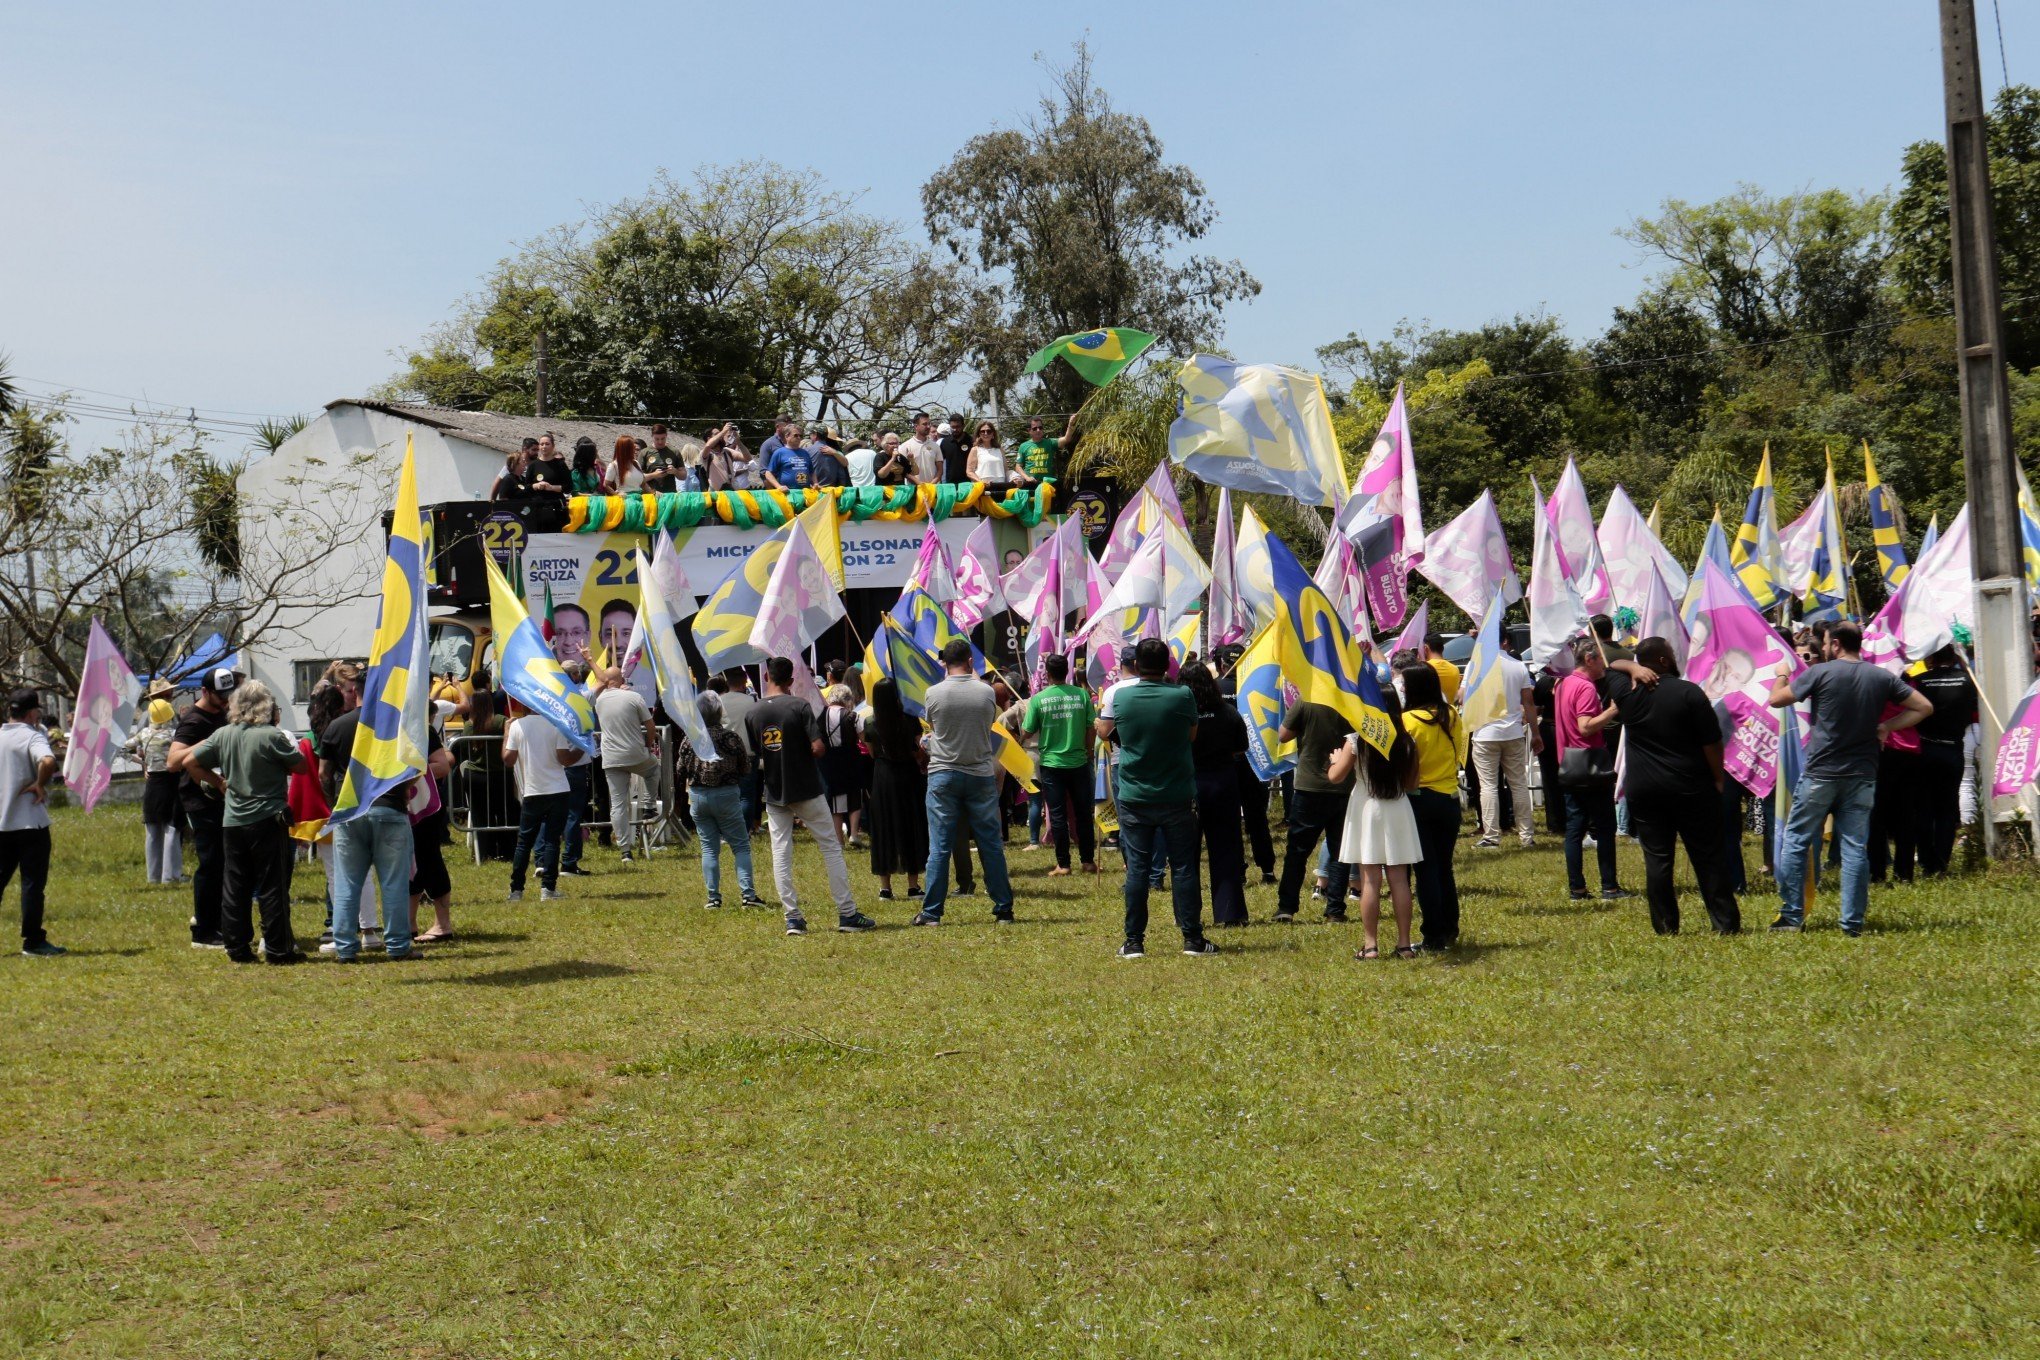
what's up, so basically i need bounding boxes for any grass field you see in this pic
[1,803,2035,1359]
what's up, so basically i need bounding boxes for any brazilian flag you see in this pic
[1022,327,1157,387]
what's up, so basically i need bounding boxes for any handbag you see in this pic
[1557,742,1616,791]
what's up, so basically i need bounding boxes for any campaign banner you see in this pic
[1719,691,1783,798]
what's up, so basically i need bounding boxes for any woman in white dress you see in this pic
[1326,702,1423,959]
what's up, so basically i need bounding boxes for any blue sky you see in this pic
[0,0,2005,439]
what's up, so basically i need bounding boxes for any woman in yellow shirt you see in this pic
[1395,659,1469,950]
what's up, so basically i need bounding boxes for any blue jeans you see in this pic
[738,770,763,831]
[1563,788,1619,894]
[1119,799,1204,947]
[1776,775,1877,929]
[1110,758,1164,886]
[331,807,415,959]
[562,763,591,868]
[689,784,754,901]
[510,791,569,892]
[921,770,1013,919]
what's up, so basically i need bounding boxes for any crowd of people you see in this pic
[0,590,1992,961]
[488,412,1073,504]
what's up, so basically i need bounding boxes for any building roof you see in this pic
[327,400,704,458]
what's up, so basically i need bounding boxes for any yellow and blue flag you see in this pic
[2016,462,2040,593]
[1166,611,1201,670]
[484,551,597,754]
[1234,622,1296,780]
[692,527,789,672]
[1804,451,1851,619]
[1455,588,1512,733]
[890,585,984,675]
[1167,355,1348,507]
[1863,441,1910,591]
[1257,529,1392,753]
[864,617,947,718]
[329,435,431,826]
[1731,445,1784,610]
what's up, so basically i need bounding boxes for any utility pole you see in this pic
[1940,0,2035,853]
[533,327,549,418]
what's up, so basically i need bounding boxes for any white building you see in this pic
[238,400,691,726]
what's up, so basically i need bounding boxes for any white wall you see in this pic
[237,406,505,727]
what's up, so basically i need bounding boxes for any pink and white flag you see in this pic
[1687,559,1803,796]
[1001,514,1087,624]
[1597,485,1684,614]
[749,521,845,660]
[1637,564,1690,668]
[1334,383,1426,630]
[1206,487,1249,648]
[1314,536,1374,650]
[1391,598,1430,659]
[1098,463,1184,583]
[1546,457,1612,613]
[1078,516,1209,640]
[1418,489,1519,619]
[908,523,961,605]
[1993,675,2040,798]
[1527,474,1591,668]
[64,618,139,813]
[952,519,1007,631]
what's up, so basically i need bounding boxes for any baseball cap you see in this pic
[201,668,242,694]
[1119,644,1140,668]
[8,688,40,718]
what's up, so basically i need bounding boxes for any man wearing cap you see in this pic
[166,667,238,949]
[1,690,64,956]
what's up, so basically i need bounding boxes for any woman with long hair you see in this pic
[1394,658,1468,950]
[605,434,645,493]
[678,691,760,910]
[1182,661,1250,927]
[1326,693,1423,959]
[569,437,605,496]
[966,420,1032,490]
[859,678,929,900]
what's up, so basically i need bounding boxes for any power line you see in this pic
[1993,0,2012,88]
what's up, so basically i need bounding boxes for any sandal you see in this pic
[413,931,454,945]
[1356,946,1380,960]
[1393,945,1419,960]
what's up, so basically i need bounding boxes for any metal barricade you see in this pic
[445,729,680,864]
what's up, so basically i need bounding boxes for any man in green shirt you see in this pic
[187,679,310,964]
[1015,413,1076,484]
[1022,653,1098,876]
[1096,638,1215,958]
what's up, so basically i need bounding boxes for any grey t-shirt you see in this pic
[719,691,756,756]
[594,687,654,770]
[1792,658,1915,782]
[922,675,999,777]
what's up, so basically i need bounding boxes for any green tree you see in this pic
[923,43,1260,412]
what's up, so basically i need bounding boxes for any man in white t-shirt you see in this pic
[593,668,658,864]
[1468,649,1540,849]
[501,700,585,900]
[898,412,944,485]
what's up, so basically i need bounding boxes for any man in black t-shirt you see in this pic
[1612,638,1739,936]
[939,418,970,484]
[166,668,237,947]
[1910,646,1979,876]
[744,657,870,936]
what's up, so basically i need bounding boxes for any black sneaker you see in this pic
[784,915,808,937]
[837,913,876,933]
[1117,940,1145,960]
[1568,890,1593,902]
[906,885,924,898]
[20,941,67,958]
[225,949,258,964]
[740,893,767,910]
[1768,917,1802,932]
[1840,924,1864,938]
[1600,888,1635,901]
[384,950,420,962]
[877,888,895,901]
[1260,871,1276,885]
[705,894,723,910]
[189,935,225,951]
[263,950,306,966]
[1182,939,1220,957]
[1272,910,1297,923]
[1323,909,1349,924]
[992,909,1015,924]
[956,882,976,896]
[910,910,941,927]
[619,851,634,864]
[561,865,591,877]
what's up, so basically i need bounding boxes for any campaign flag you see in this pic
[907,522,960,605]
[1687,559,1801,796]
[865,618,948,718]
[1334,383,1426,629]
[1098,462,1186,582]
[1003,513,1088,621]
[891,585,985,676]
[1078,514,1209,639]
[1313,535,1376,650]
[1637,564,1690,668]
[634,544,717,762]
[1801,451,1852,618]
[952,519,1005,632]
[992,717,1038,793]
[1166,611,1202,670]
[330,434,434,824]
[1391,598,1430,660]
[1731,445,1786,610]
[483,552,597,755]
[1545,457,1611,613]
[1920,514,1941,557]
[1418,489,1519,619]
[1168,354,1347,507]
[1234,623,1298,779]
[750,516,846,660]
[788,654,826,715]
[1598,485,1684,613]
[796,493,845,592]
[1253,529,1381,738]
[1647,500,1664,539]
[1777,479,1828,602]
[1993,675,2040,797]
[2017,462,2040,594]
[1206,487,1249,648]
[1527,474,1591,667]
[1350,657,1399,758]
[1890,506,1974,660]
[1864,442,1910,591]
[1234,506,1282,639]
[63,618,139,812]
[1455,589,1512,733]
[693,527,788,672]
[1023,327,1156,387]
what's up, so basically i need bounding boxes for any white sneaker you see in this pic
[317,940,338,955]
[541,888,563,902]
[507,889,524,902]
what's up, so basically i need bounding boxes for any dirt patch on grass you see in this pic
[293,1050,612,1141]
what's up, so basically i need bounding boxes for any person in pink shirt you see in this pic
[1553,637,1631,902]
